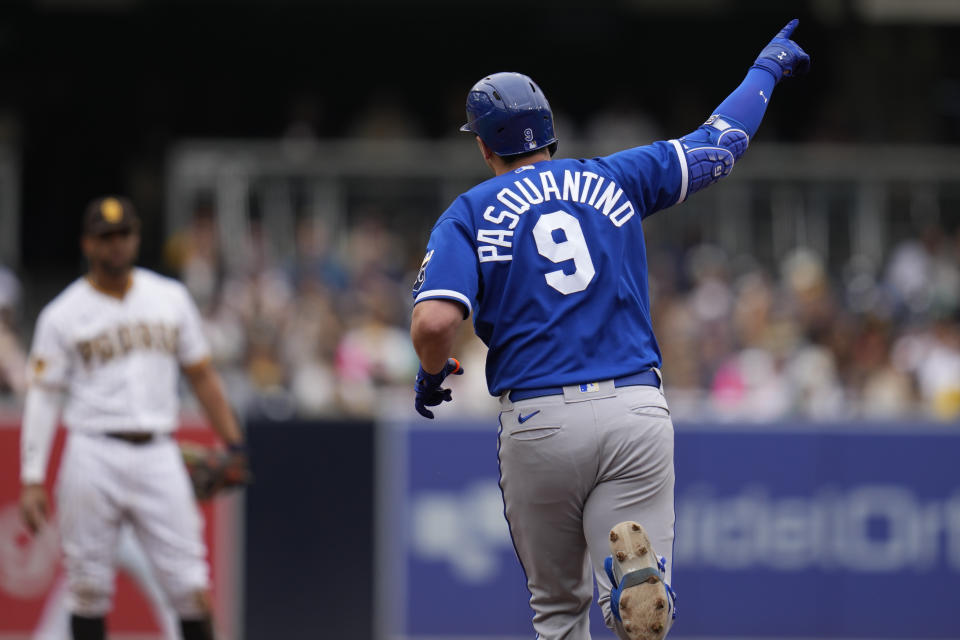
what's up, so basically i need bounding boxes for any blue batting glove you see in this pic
[751,18,810,84]
[414,358,464,419]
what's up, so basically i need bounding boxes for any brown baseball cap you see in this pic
[83,196,140,236]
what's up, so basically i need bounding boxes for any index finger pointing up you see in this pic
[777,18,799,40]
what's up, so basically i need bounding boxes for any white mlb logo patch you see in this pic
[579,382,600,393]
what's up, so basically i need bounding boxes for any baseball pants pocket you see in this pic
[506,402,565,440]
[629,406,670,419]
[622,387,671,419]
[508,424,562,440]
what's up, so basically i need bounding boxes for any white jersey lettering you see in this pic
[483,205,520,230]
[540,170,561,202]
[27,268,210,433]
[562,170,581,202]
[515,177,544,205]
[482,170,636,234]
[497,187,530,215]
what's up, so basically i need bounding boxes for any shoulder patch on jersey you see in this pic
[412,249,434,293]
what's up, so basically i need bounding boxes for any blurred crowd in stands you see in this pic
[1,91,960,423]
[6,206,958,424]
[647,226,960,422]
[165,208,960,422]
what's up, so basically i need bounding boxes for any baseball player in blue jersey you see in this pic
[410,20,809,640]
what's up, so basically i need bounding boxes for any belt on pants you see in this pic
[508,369,660,402]
[105,431,156,445]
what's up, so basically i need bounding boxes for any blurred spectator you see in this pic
[344,210,408,287]
[884,225,960,320]
[334,275,419,417]
[0,264,25,399]
[893,317,960,420]
[164,199,221,312]
[287,216,349,294]
[785,337,845,419]
[856,319,916,419]
[731,270,778,350]
[286,287,342,417]
[711,348,791,422]
[780,247,837,335]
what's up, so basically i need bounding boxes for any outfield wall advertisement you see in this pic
[377,420,960,640]
[0,417,241,640]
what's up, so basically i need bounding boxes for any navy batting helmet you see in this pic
[459,72,558,157]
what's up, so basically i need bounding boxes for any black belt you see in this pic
[508,369,660,402]
[105,432,156,445]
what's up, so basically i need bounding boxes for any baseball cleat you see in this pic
[605,521,676,640]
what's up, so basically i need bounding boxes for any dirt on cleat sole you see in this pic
[609,521,670,640]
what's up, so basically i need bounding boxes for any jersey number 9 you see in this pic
[532,211,596,295]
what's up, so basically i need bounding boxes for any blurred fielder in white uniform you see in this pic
[18,196,246,640]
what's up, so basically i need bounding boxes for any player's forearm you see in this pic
[185,362,244,446]
[671,22,808,203]
[711,68,777,138]
[411,300,463,374]
[710,18,809,138]
[197,388,243,446]
[20,386,62,485]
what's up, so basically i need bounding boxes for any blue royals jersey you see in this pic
[413,140,687,396]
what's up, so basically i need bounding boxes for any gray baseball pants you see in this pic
[497,380,675,640]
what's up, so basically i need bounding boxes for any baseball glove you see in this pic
[180,442,252,501]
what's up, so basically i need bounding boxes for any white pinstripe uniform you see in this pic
[22,267,211,617]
